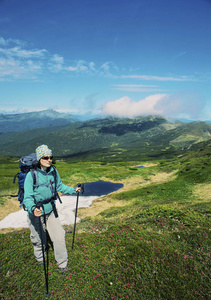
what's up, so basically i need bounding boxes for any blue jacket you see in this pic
[23,166,76,215]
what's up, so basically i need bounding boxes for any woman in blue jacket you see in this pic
[23,144,81,273]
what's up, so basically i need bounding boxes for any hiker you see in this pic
[23,144,81,273]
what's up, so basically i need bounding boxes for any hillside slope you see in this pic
[0,109,78,133]
[0,145,210,299]
[0,115,210,159]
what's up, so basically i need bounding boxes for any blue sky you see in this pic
[0,0,210,120]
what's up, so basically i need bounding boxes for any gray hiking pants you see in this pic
[27,211,68,268]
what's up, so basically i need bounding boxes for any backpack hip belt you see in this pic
[36,197,59,218]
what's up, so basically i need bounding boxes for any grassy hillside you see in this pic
[0,145,210,299]
[0,116,210,160]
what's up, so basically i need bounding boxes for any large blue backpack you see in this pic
[13,153,38,207]
[13,153,60,209]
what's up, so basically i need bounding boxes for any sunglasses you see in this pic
[41,156,53,160]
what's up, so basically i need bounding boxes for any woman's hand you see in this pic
[76,187,81,193]
[34,207,42,217]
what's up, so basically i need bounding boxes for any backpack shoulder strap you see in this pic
[30,168,38,190]
[13,172,19,184]
[51,165,58,186]
[51,165,57,175]
[51,165,62,204]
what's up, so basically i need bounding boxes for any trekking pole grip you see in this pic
[76,183,85,194]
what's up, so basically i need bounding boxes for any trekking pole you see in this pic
[72,184,84,250]
[38,212,50,297]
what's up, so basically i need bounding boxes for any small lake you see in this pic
[82,180,123,196]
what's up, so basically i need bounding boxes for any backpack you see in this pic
[12,153,61,209]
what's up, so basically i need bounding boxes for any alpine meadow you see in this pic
[0,111,211,299]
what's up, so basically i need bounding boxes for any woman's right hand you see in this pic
[34,207,42,217]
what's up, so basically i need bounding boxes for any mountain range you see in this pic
[0,109,78,133]
[0,110,210,160]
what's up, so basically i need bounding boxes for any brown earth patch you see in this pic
[0,227,24,234]
[0,197,21,220]
[120,170,177,191]
[78,197,126,219]
[0,197,22,234]
[192,183,211,200]
[78,170,178,219]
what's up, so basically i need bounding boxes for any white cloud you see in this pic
[0,107,48,114]
[0,37,25,47]
[48,54,64,72]
[156,92,206,120]
[100,62,110,71]
[99,61,118,76]
[0,46,47,58]
[79,65,88,71]
[89,61,95,71]
[0,57,42,79]
[0,37,48,79]
[0,37,112,79]
[66,60,90,73]
[51,54,64,64]
[102,95,167,117]
[66,66,78,71]
[0,36,199,86]
[0,37,6,45]
[65,60,104,74]
[102,93,206,119]
[121,74,196,82]
[112,84,166,92]
[201,103,211,121]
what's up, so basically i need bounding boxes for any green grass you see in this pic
[0,147,211,299]
[0,156,20,205]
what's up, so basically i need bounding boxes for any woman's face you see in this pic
[40,155,53,170]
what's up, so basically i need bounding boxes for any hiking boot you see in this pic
[60,266,68,274]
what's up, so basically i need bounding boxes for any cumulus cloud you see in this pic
[0,39,47,59]
[0,37,102,79]
[65,60,117,76]
[0,57,42,80]
[51,54,64,64]
[102,95,167,117]
[102,93,206,119]
[0,37,47,79]
[66,60,92,73]
[48,54,64,72]
[155,92,205,119]
[0,37,95,79]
